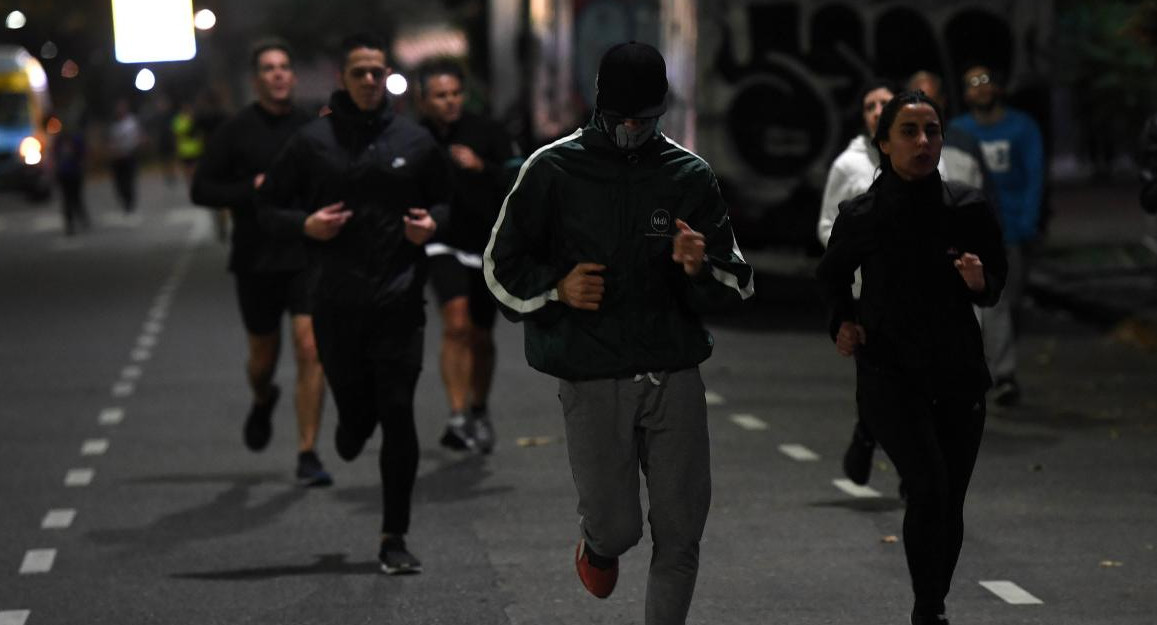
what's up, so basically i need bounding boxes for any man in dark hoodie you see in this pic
[257,32,451,575]
[485,42,753,625]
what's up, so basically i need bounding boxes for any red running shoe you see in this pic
[575,539,618,599]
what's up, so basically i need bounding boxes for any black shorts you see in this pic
[233,270,312,335]
[426,250,498,330]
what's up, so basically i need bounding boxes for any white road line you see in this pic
[121,365,143,380]
[142,320,164,335]
[19,549,56,574]
[31,215,58,233]
[41,509,77,529]
[147,305,168,321]
[130,348,152,362]
[832,478,882,498]
[704,390,725,406]
[98,407,124,425]
[729,414,769,431]
[64,468,94,487]
[111,381,134,397]
[136,334,158,348]
[979,580,1043,605]
[81,439,109,456]
[778,444,820,461]
[0,610,31,625]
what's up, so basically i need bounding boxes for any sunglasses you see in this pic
[349,67,386,80]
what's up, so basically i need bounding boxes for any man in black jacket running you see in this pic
[257,32,451,575]
[191,39,331,487]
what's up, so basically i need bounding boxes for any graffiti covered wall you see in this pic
[697,0,1053,247]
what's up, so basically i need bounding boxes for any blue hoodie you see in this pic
[951,108,1043,245]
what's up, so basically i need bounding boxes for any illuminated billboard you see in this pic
[112,0,196,63]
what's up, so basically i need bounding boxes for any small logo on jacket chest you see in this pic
[650,209,671,234]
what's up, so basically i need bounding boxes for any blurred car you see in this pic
[0,45,52,201]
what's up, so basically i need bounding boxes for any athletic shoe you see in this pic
[334,422,369,462]
[575,539,618,599]
[295,450,333,487]
[842,420,875,486]
[243,385,280,452]
[471,407,496,455]
[379,536,422,575]
[993,377,1021,407]
[911,610,949,624]
[439,413,475,451]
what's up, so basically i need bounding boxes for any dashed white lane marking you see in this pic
[147,305,168,321]
[705,390,725,406]
[0,610,31,625]
[41,509,77,529]
[130,348,152,362]
[64,468,94,487]
[142,320,164,335]
[832,478,882,498]
[729,414,769,431]
[136,334,158,348]
[98,407,124,425]
[121,365,143,380]
[778,444,820,461]
[31,215,58,233]
[111,381,134,397]
[979,580,1043,605]
[19,549,56,574]
[81,439,109,456]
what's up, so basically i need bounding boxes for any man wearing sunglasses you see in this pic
[485,41,753,625]
[257,32,452,576]
[951,65,1044,408]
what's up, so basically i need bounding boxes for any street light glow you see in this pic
[193,9,216,30]
[112,0,197,63]
[386,73,408,96]
[135,68,156,91]
[5,10,27,29]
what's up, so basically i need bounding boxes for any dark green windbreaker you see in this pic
[484,121,754,380]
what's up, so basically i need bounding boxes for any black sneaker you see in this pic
[379,536,422,575]
[842,419,875,486]
[335,422,369,462]
[295,450,333,487]
[993,377,1021,407]
[439,413,475,451]
[243,385,280,451]
[471,406,495,455]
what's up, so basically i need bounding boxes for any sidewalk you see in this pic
[1029,181,1157,347]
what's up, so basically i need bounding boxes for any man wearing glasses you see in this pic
[257,32,451,575]
[952,65,1044,408]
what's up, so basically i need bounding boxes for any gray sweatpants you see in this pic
[558,367,711,625]
[980,244,1025,380]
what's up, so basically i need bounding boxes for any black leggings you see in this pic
[857,368,985,617]
[314,305,424,536]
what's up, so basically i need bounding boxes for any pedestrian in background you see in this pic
[415,57,514,455]
[54,116,89,236]
[817,79,894,487]
[951,65,1044,407]
[486,41,753,625]
[817,90,1007,625]
[257,32,451,575]
[191,38,331,487]
[107,98,142,215]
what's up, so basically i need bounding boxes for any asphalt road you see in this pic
[1,174,1155,625]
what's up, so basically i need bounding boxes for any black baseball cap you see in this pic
[595,41,668,118]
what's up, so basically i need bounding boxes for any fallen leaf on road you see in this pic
[881,535,899,544]
[516,436,560,447]
[1099,560,1124,568]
